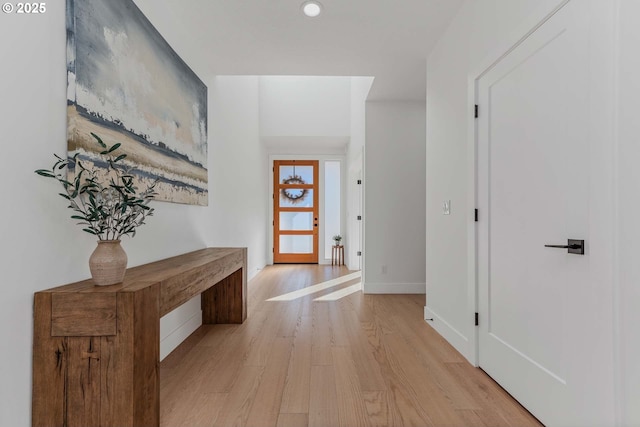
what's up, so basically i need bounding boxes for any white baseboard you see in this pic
[160,310,202,361]
[364,282,426,294]
[424,306,470,359]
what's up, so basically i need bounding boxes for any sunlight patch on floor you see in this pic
[313,282,362,301]
[267,271,362,302]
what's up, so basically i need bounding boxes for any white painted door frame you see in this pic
[347,146,364,272]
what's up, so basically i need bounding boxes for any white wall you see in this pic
[259,76,351,154]
[259,76,351,138]
[364,101,426,294]
[616,1,640,424]
[208,76,268,278]
[346,77,373,270]
[1,8,72,426]
[0,4,266,425]
[348,78,373,159]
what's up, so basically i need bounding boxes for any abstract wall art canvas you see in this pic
[66,0,208,205]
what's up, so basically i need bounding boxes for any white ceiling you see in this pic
[140,0,464,100]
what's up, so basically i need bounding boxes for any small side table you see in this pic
[332,245,344,266]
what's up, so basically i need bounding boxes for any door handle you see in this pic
[544,239,584,255]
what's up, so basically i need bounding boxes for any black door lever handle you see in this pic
[544,239,584,255]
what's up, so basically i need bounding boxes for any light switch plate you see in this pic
[443,200,451,215]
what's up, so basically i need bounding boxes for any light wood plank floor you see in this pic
[160,265,542,427]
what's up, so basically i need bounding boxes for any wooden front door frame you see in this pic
[273,160,319,263]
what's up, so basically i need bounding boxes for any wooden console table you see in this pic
[32,247,247,427]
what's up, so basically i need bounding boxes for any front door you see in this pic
[273,160,319,263]
[477,1,613,425]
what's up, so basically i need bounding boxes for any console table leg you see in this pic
[67,337,101,426]
[32,293,66,427]
[202,268,246,324]
[97,287,160,427]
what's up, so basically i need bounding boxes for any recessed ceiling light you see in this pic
[301,1,322,18]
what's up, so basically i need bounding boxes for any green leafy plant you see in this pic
[333,234,343,243]
[35,133,157,240]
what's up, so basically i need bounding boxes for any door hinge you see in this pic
[474,104,479,119]
[475,312,479,326]
[357,215,362,220]
[357,251,362,256]
[474,209,478,222]
[357,179,362,185]
[272,247,274,253]
[272,220,274,226]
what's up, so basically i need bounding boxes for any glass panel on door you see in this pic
[279,235,314,254]
[279,165,315,184]
[279,189,314,208]
[279,212,314,231]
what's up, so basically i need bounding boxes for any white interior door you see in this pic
[477,2,613,426]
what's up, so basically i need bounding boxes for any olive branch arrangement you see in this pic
[35,133,158,240]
